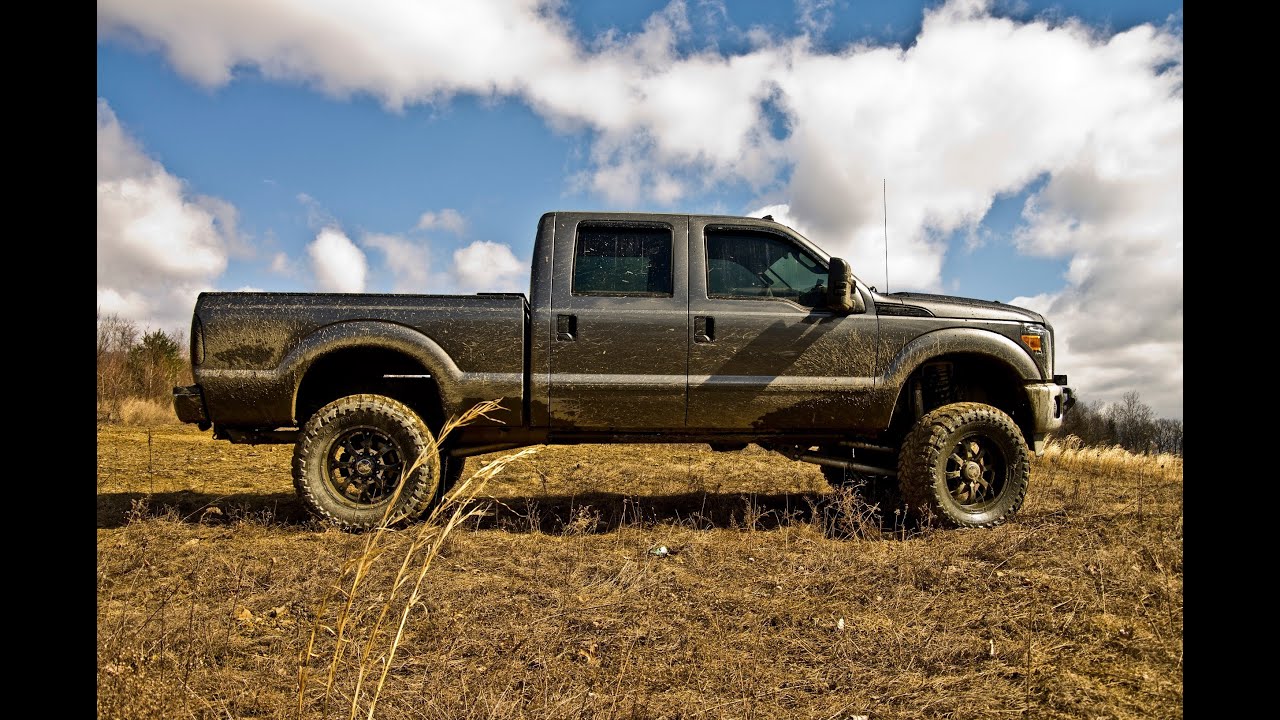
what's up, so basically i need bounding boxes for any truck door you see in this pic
[548,214,690,429]
[686,219,877,430]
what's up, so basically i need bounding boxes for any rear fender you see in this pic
[281,321,464,422]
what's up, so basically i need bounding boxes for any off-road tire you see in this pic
[293,394,443,530]
[898,402,1030,528]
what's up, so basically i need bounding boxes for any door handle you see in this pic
[694,315,714,343]
[556,314,577,341]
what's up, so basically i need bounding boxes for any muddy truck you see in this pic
[173,211,1074,530]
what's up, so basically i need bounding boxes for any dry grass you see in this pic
[97,427,1182,720]
[114,397,181,426]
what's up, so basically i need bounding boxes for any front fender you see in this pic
[879,327,1043,390]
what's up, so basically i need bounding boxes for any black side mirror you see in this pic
[826,258,865,315]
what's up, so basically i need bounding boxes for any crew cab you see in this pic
[174,212,1074,530]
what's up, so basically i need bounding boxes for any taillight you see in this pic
[191,315,205,365]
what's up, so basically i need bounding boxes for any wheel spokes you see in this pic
[944,434,1005,509]
[327,428,404,505]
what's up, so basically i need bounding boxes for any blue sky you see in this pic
[97,0,1183,418]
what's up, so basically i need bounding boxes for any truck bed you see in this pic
[192,291,529,427]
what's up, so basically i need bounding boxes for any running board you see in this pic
[788,449,898,477]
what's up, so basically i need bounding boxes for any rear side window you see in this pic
[572,225,673,296]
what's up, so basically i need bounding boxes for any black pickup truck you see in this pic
[174,211,1073,530]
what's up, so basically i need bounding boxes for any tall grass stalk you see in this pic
[364,446,537,719]
[294,400,536,719]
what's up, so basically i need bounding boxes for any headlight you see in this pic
[1020,322,1053,376]
[1020,323,1046,354]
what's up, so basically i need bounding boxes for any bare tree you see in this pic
[1109,390,1156,452]
[1150,417,1184,456]
[97,311,139,420]
[1056,390,1182,456]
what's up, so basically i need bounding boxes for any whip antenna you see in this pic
[883,178,889,293]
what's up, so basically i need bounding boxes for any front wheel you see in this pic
[293,394,444,530]
[898,402,1030,528]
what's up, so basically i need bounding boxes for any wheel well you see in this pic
[294,348,445,432]
[886,353,1033,444]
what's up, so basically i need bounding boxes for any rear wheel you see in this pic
[293,394,443,530]
[898,402,1029,528]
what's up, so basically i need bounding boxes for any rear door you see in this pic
[548,214,690,429]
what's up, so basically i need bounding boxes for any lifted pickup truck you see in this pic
[174,211,1073,530]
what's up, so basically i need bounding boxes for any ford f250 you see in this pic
[173,211,1074,530]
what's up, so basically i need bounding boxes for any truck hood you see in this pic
[878,292,1046,324]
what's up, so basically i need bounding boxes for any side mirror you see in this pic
[826,258,865,315]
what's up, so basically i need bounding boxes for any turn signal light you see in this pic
[1020,334,1042,352]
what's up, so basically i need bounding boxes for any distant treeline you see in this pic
[1056,390,1183,456]
[97,313,191,422]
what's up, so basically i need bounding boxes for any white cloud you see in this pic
[451,241,525,293]
[796,0,835,36]
[307,228,367,292]
[363,233,432,292]
[96,287,151,322]
[415,208,466,234]
[268,251,296,275]
[745,203,818,243]
[98,0,1182,416]
[97,99,235,334]
[297,192,338,230]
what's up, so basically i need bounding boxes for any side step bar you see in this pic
[786,449,898,477]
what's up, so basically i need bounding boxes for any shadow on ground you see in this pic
[97,488,915,537]
[97,491,310,529]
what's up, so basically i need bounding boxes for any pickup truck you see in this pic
[173,211,1074,530]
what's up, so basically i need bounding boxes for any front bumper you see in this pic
[172,384,210,428]
[1025,376,1075,454]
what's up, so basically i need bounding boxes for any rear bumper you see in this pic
[172,384,210,428]
[1025,376,1075,454]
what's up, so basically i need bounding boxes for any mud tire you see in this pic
[898,402,1030,528]
[293,394,442,530]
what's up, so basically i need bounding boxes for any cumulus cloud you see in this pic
[98,0,1182,415]
[415,208,466,234]
[363,233,432,292]
[1009,122,1183,418]
[452,241,526,293]
[307,228,367,292]
[268,251,296,275]
[97,99,237,333]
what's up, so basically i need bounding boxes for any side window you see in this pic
[706,230,828,307]
[573,225,673,296]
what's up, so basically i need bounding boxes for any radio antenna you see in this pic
[882,178,889,294]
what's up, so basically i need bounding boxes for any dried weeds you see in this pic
[98,427,1182,719]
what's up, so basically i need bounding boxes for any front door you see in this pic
[686,220,877,430]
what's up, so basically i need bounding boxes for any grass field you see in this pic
[97,423,1183,719]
